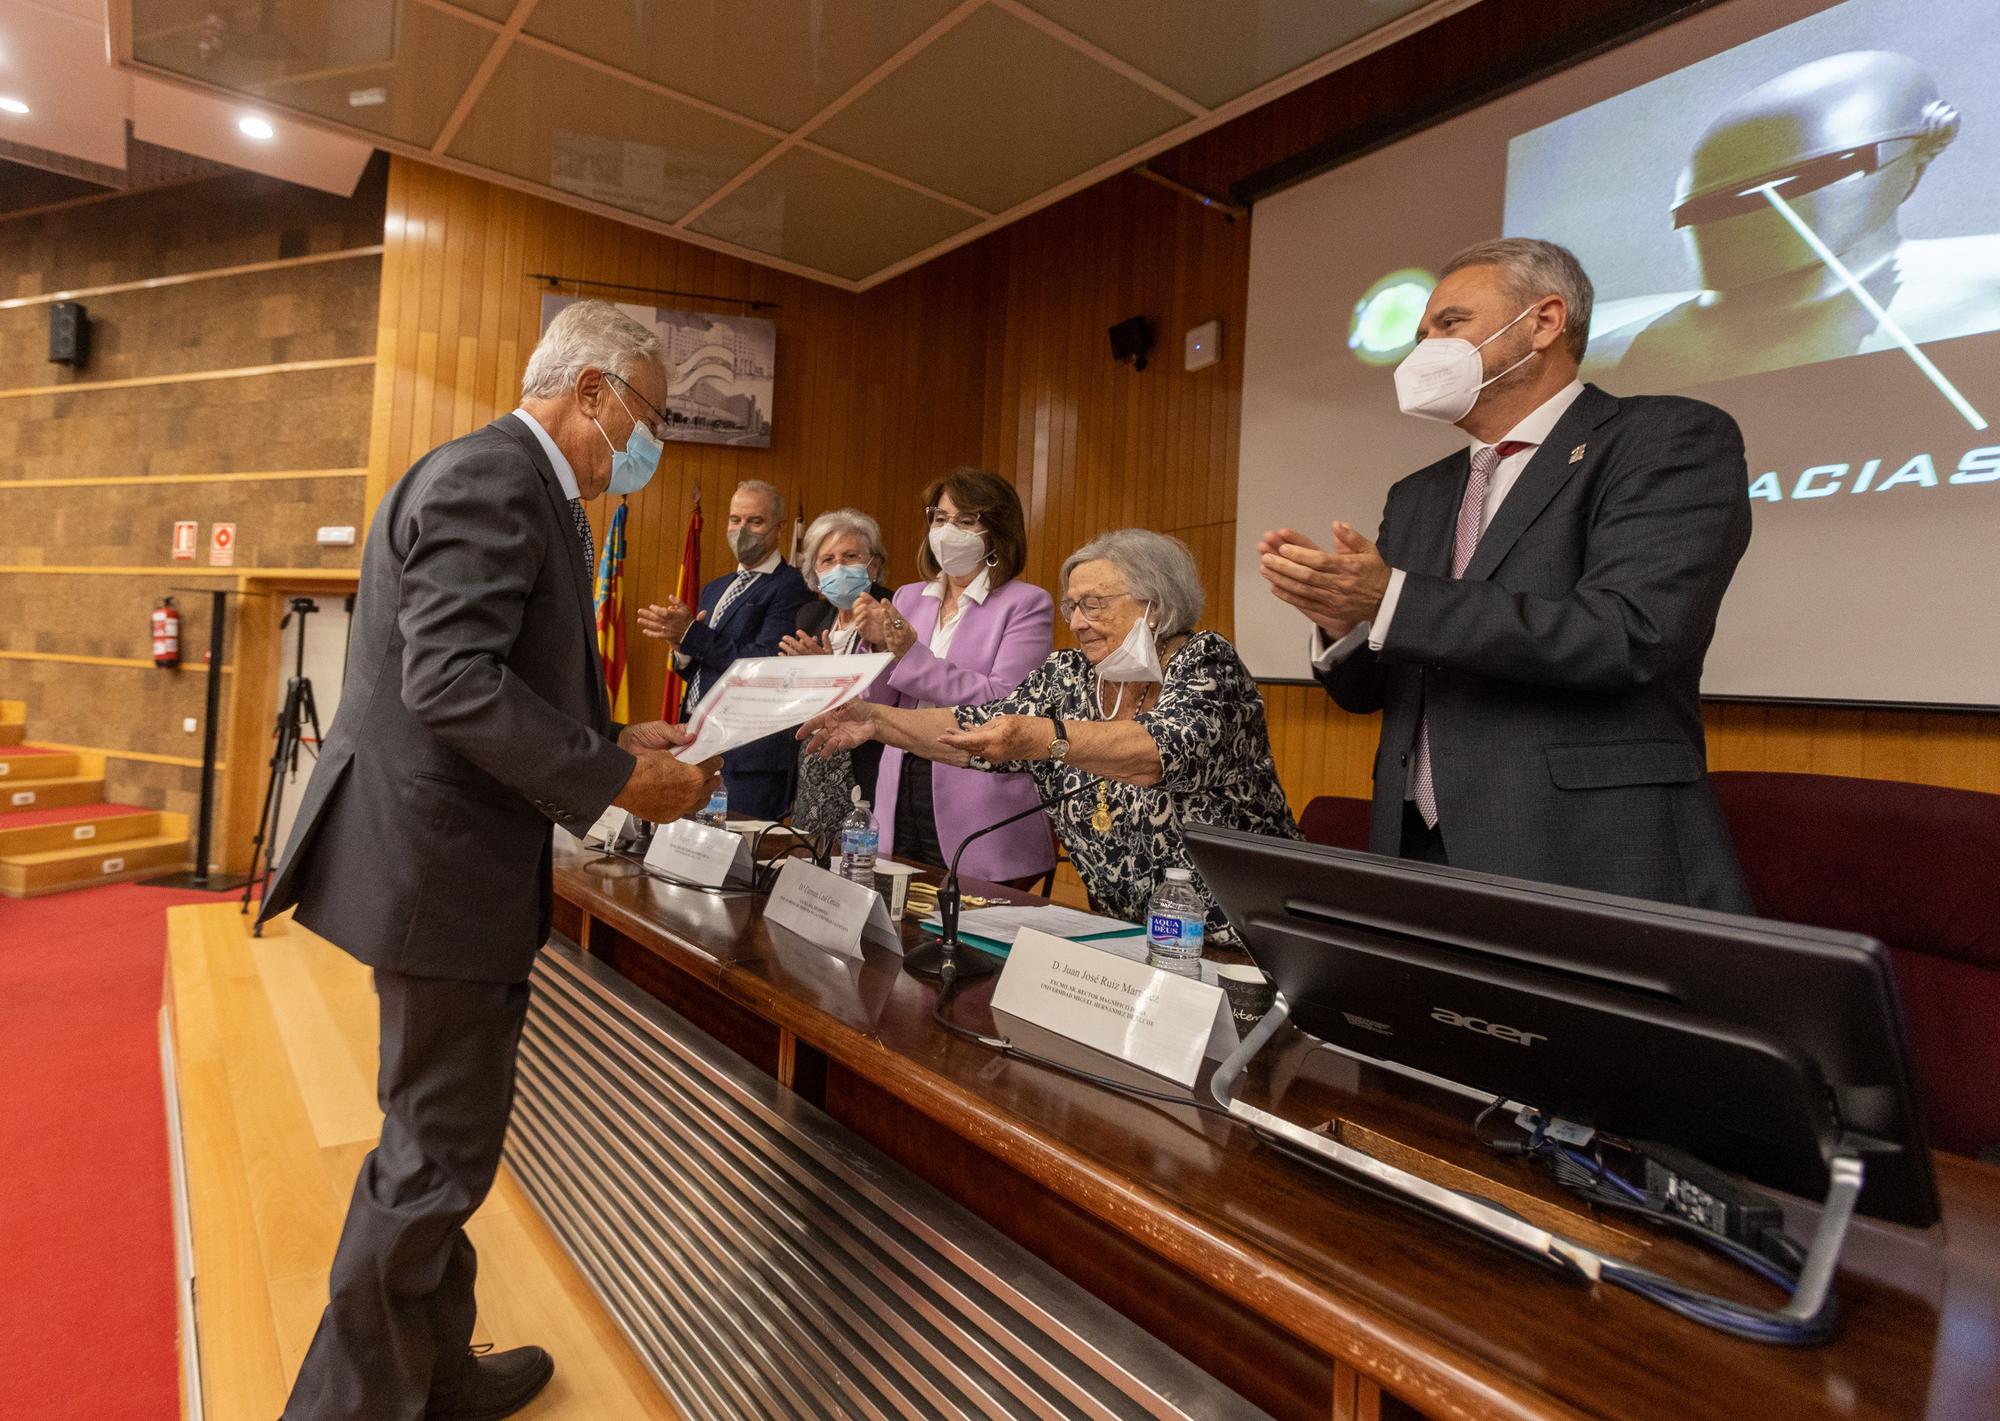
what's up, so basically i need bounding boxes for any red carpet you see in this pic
[0,882,228,1420]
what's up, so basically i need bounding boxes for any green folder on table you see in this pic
[917,904,1146,959]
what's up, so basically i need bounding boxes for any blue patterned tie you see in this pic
[570,498,594,574]
[685,570,758,709]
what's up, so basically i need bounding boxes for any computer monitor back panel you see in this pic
[1186,828,1940,1228]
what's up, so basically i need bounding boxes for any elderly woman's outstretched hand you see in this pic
[937,715,1049,769]
[798,701,874,759]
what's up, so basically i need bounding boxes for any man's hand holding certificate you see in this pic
[673,653,892,764]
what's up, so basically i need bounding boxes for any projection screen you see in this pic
[1235,0,2000,705]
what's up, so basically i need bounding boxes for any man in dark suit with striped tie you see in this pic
[638,478,815,818]
[1260,239,1753,912]
[260,300,722,1420]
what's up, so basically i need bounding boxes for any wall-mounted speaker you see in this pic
[1108,315,1153,371]
[49,301,90,367]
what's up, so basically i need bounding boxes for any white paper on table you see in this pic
[918,903,1141,946]
[674,653,892,763]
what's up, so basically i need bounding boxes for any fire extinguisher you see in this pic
[152,596,181,669]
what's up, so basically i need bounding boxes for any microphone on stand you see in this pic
[902,777,1098,982]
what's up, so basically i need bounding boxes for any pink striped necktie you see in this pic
[1413,439,1531,830]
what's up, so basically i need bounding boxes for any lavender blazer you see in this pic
[870,576,1057,881]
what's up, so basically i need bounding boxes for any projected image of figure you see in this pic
[1586,51,2000,394]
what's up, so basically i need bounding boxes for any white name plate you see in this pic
[642,817,752,887]
[566,804,627,848]
[764,859,902,960]
[990,929,1237,1087]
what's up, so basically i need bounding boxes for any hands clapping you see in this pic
[636,598,701,644]
[1258,522,1391,639]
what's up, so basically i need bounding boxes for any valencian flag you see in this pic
[593,499,631,723]
[659,490,702,719]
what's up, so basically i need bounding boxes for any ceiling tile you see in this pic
[687,147,981,283]
[440,0,517,20]
[129,0,491,148]
[810,3,1188,215]
[131,72,374,197]
[522,0,964,133]
[0,0,131,169]
[446,42,777,225]
[1016,0,1433,109]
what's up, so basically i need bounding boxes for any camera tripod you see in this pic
[241,598,323,931]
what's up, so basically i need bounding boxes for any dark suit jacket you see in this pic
[1320,384,1754,913]
[256,415,634,982]
[795,585,893,804]
[678,557,817,780]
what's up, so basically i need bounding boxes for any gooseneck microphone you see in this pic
[902,775,1099,981]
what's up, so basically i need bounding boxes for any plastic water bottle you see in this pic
[838,800,879,885]
[1146,868,1208,977]
[698,782,728,827]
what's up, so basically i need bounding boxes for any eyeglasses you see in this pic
[606,371,671,441]
[1059,592,1133,622]
[925,506,986,532]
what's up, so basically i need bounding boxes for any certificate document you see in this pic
[673,653,892,763]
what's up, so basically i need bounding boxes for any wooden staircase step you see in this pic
[0,833,191,898]
[0,747,82,781]
[1,775,110,813]
[0,807,168,856]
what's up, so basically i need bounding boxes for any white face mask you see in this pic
[928,523,988,577]
[1095,602,1162,684]
[1393,302,1542,424]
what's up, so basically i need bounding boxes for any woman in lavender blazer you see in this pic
[849,468,1056,885]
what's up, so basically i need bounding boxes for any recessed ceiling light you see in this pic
[238,115,275,140]
[0,97,29,116]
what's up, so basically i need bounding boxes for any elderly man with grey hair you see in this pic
[639,477,815,817]
[259,298,723,1421]
[804,528,1297,933]
[1258,236,1753,912]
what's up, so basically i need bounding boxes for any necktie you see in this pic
[685,570,758,709]
[1413,439,1531,830]
[570,498,594,575]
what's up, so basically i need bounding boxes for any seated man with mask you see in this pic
[802,528,1298,935]
[639,478,816,818]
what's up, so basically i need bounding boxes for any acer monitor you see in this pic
[1183,826,1940,1230]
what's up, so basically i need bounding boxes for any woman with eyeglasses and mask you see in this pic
[805,529,1297,936]
[779,508,895,837]
[843,468,1056,888]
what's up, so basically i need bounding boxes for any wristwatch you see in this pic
[1047,714,1071,763]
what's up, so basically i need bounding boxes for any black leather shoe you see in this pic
[427,1345,555,1420]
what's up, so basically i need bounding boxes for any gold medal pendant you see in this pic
[1090,782,1115,834]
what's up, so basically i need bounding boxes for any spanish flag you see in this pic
[659,491,702,719]
[593,499,630,723]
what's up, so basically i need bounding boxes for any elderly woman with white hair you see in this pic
[804,529,1297,933]
[779,508,895,834]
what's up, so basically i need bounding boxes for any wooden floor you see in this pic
[165,902,682,1421]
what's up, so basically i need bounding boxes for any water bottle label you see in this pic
[1148,913,1183,941]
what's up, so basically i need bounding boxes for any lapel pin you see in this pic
[1569,444,1587,464]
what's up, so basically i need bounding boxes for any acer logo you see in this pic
[1431,1008,1546,1047]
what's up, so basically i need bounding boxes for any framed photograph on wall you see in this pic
[540,294,776,449]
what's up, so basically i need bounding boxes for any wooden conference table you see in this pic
[528,836,2000,1421]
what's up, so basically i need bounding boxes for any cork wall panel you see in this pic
[0,477,364,571]
[0,574,229,658]
[0,158,387,300]
[0,657,220,766]
[0,254,381,391]
[0,365,375,479]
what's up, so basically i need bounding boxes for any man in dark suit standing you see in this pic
[637,478,815,819]
[259,300,722,1420]
[1261,239,1753,912]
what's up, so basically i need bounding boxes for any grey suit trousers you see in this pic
[283,969,531,1421]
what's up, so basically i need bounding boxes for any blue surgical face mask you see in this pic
[594,382,663,495]
[818,564,872,610]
